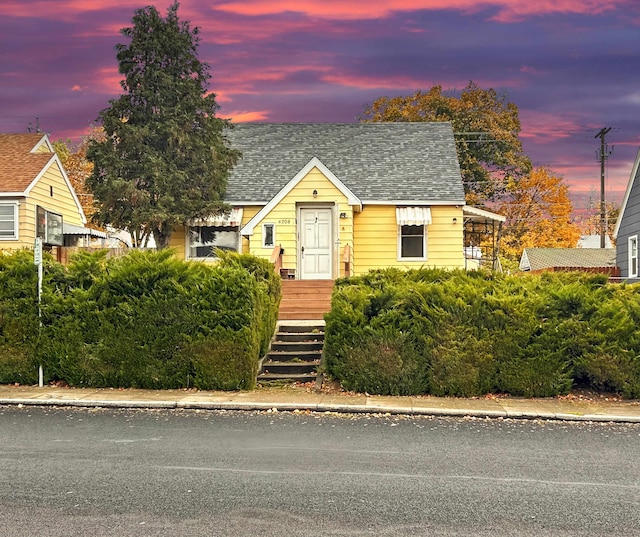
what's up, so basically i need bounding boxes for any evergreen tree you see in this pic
[87,2,240,249]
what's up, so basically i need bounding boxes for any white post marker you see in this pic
[34,238,43,388]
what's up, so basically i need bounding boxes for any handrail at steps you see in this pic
[270,244,283,273]
[342,243,351,277]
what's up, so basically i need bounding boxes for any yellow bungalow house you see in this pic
[0,133,104,256]
[169,123,502,278]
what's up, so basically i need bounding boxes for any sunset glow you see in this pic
[1,0,638,206]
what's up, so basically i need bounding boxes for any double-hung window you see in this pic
[630,235,639,278]
[396,207,431,261]
[399,225,426,260]
[0,203,18,240]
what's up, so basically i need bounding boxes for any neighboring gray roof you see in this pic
[520,248,617,271]
[223,123,465,204]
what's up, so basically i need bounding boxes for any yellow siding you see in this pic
[166,172,465,279]
[241,206,260,254]
[28,162,84,226]
[2,161,84,250]
[353,205,464,275]
[167,225,187,259]
[34,141,50,154]
[245,168,354,278]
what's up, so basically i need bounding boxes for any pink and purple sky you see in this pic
[1,0,639,208]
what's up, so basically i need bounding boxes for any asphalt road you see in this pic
[1,406,639,536]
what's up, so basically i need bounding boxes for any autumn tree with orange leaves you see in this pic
[362,83,585,263]
[53,126,105,226]
[362,82,532,204]
[498,167,581,260]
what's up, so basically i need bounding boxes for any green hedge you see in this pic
[0,249,281,390]
[324,269,640,398]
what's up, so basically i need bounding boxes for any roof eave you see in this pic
[361,199,465,206]
[613,147,640,238]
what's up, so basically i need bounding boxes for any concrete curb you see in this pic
[1,397,639,423]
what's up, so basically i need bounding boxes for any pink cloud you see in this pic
[519,111,587,143]
[321,72,432,91]
[214,0,632,22]
[0,1,132,20]
[1,0,633,28]
[91,67,122,94]
[224,110,271,122]
[216,64,334,95]
[487,0,628,23]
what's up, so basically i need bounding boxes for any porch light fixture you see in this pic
[312,189,318,198]
[339,212,347,219]
[452,217,458,224]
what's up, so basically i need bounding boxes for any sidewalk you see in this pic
[1,384,639,423]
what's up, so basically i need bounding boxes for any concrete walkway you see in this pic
[1,384,639,423]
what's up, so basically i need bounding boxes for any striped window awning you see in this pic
[189,207,243,227]
[396,207,432,226]
[63,223,108,238]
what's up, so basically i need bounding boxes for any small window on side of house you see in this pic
[262,223,275,248]
[398,225,426,260]
[0,203,18,240]
[630,235,639,278]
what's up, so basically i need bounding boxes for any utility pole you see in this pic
[595,127,612,248]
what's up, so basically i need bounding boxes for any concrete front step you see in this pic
[270,340,324,353]
[260,361,319,375]
[277,332,325,343]
[257,372,318,384]
[266,350,321,362]
[277,324,325,333]
[258,322,326,384]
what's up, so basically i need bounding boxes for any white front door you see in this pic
[300,208,332,279]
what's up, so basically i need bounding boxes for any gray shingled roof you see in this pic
[520,248,617,271]
[223,123,465,204]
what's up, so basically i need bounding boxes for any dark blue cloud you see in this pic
[1,0,639,202]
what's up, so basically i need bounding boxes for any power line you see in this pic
[595,127,613,248]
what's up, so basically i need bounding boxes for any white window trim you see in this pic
[0,202,19,241]
[397,224,427,262]
[629,235,639,278]
[262,222,276,249]
[185,224,241,261]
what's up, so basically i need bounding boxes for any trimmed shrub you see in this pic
[328,327,429,395]
[1,249,278,390]
[183,326,259,391]
[429,328,495,397]
[0,249,46,382]
[0,344,37,385]
[217,250,281,356]
[325,267,640,398]
[497,355,572,397]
